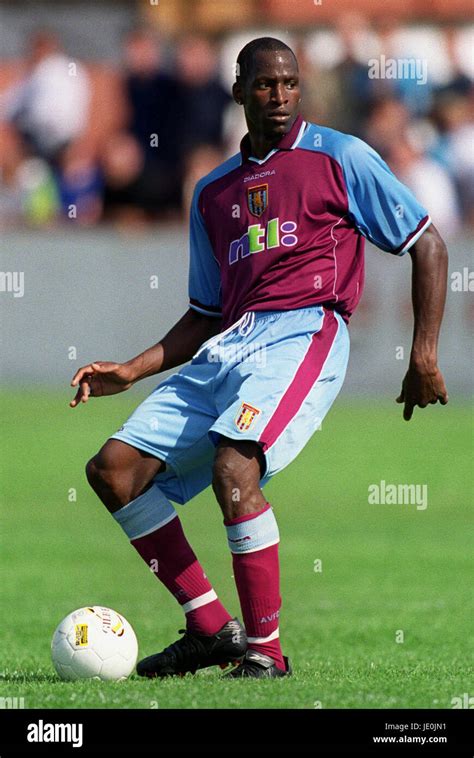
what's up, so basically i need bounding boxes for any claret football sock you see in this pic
[225,503,285,671]
[113,484,232,636]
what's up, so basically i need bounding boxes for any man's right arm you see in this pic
[70,308,221,407]
[125,308,222,379]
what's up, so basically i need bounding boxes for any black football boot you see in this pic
[136,617,247,678]
[224,649,292,678]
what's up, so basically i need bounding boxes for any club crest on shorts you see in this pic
[235,402,261,432]
[247,184,268,217]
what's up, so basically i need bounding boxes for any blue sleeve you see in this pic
[341,137,431,255]
[188,182,222,317]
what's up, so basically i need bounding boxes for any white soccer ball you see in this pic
[51,606,138,681]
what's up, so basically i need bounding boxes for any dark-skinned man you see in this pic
[71,38,448,679]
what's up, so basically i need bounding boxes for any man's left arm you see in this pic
[396,223,449,421]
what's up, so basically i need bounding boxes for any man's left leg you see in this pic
[212,437,291,678]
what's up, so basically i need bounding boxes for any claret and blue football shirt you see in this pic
[188,114,431,329]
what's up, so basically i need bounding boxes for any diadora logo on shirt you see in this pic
[243,169,276,183]
[229,217,298,265]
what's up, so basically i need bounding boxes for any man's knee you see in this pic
[85,442,138,510]
[85,453,113,492]
[212,440,266,518]
[85,448,121,501]
[86,440,165,511]
[212,447,241,493]
[85,455,100,490]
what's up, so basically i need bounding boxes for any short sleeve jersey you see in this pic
[188,115,430,328]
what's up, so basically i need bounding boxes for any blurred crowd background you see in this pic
[0,0,473,236]
[0,1,472,393]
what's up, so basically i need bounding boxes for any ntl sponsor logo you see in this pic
[27,720,83,748]
[368,55,427,85]
[229,217,298,265]
[368,480,428,510]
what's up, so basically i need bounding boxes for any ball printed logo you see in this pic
[74,623,88,647]
[111,617,125,637]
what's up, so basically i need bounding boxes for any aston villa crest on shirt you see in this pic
[247,184,268,217]
[235,402,261,432]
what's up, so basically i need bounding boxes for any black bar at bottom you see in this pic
[0,708,472,755]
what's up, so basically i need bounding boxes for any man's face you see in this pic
[234,49,301,141]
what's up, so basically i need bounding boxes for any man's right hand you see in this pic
[69,309,221,409]
[70,362,136,408]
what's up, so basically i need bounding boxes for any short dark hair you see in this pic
[236,37,297,84]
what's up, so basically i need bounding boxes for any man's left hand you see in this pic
[396,363,448,421]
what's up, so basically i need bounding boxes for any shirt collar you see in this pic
[239,114,306,163]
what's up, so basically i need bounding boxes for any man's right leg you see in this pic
[86,439,246,675]
[86,438,164,513]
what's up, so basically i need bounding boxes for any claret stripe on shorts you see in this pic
[258,309,339,452]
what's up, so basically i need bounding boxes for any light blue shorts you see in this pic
[110,306,349,504]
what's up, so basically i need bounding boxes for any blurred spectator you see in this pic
[387,134,461,239]
[1,30,90,164]
[430,91,474,228]
[449,119,474,228]
[327,13,379,136]
[363,97,411,157]
[124,29,178,159]
[168,35,231,216]
[101,131,145,222]
[57,140,103,226]
[122,28,181,213]
[374,17,435,117]
[294,38,341,126]
[437,26,473,98]
[16,157,60,226]
[100,131,180,223]
[0,124,25,227]
[222,100,247,158]
[174,35,231,154]
[0,123,59,228]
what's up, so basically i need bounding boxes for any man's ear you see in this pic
[232,81,243,106]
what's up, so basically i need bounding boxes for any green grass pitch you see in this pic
[0,389,472,709]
